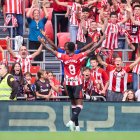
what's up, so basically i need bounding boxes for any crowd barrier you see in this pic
[0,101,140,131]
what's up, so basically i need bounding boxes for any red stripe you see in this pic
[120,75,124,92]
[112,71,117,92]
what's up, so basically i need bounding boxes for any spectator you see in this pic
[54,0,97,43]
[35,69,52,100]
[6,36,43,73]
[135,89,140,101]
[0,63,18,100]
[1,0,23,37]
[82,67,100,98]
[47,71,61,99]
[122,89,137,101]
[10,62,25,98]
[97,54,140,101]
[24,72,36,101]
[90,57,109,97]
[26,0,48,63]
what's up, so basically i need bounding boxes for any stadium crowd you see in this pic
[0,0,140,102]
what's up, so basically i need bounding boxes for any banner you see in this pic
[0,101,140,131]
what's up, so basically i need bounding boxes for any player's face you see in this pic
[64,45,70,54]
[90,60,98,69]
[110,15,118,24]
[114,57,122,68]
[83,69,91,79]
[14,63,21,74]
[19,46,28,58]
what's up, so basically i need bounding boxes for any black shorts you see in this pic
[66,84,83,99]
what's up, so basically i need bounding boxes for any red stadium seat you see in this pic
[41,8,53,20]
[57,32,70,49]
[44,20,54,40]
[30,66,40,74]
[0,52,3,61]
[0,40,7,49]
[127,73,133,83]
[31,76,36,84]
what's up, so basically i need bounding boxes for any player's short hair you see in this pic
[67,42,75,52]
[82,7,90,13]
[110,11,118,17]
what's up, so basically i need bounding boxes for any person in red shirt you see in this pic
[38,35,105,131]
[97,54,140,101]
[90,57,109,97]
[0,46,4,62]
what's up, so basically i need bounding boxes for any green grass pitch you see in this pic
[0,132,140,140]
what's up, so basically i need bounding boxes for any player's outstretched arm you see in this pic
[38,37,57,56]
[40,30,58,50]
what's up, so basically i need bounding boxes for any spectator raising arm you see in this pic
[40,29,58,50]
[129,56,140,70]
[31,42,43,59]
[97,53,108,67]
[6,37,16,58]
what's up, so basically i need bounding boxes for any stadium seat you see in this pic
[41,8,53,20]
[44,20,54,40]
[57,32,70,49]
[31,76,36,84]
[127,73,133,83]
[30,65,40,74]
[0,40,7,49]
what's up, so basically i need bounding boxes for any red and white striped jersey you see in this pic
[77,18,91,43]
[15,54,33,73]
[56,52,87,86]
[4,0,23,14]
[68,2,82,26]
[88,30,100,43]
[133,52,140,74]
[131,15,140,43]
[106,64,131,92]
[91,67,109,93]
[82,76,97,96]
[104,22,120,50]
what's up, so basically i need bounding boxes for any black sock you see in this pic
[72,108,79,126]
[71,107,81,124]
